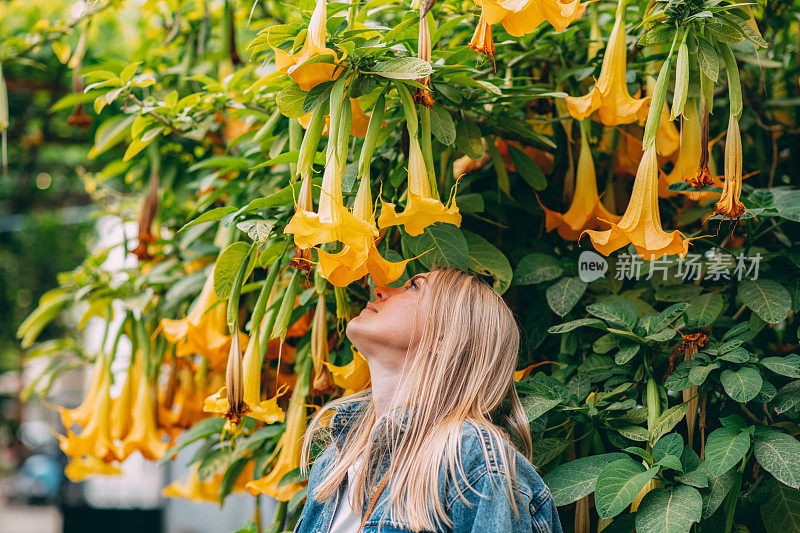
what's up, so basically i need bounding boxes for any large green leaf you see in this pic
[542,453,628,506]
[760,354,800,378]
[721,367,763,402]
[650,403,689,444]
[595,458,659,518]
[760,478,800,533]
[685,293,724,327]
[518,382,563,421]
[402,223,469,271]
[773,380,800,414]
[634,485,702,533]
[461,230,512,294]
[704,427,751,478]
[701,467,736,518]
[512,253,563,285]
[546,277,587,317]
[738,279,792,324]
[586,301,638,330]
[214,242,258,299]
[754,430,800,489]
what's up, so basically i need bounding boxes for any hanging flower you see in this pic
[313,347,371,396]
[163,462,255,503]
[580,145,703,260]
[378,136,461,236]
[271,0,344,91]
[110,354,139,442]
[117,362,169,461]
[159,263,249,368]
[245,379,309,501]
[536,127,622,241]
[56,357,118,463]
[470,0,587,56]
[565,0,650,126]
[64,456,121,482]
[317,177,415,287]
[284,149,377,257]
[298,98,372,138]
[204,319,290,426]
[54,354,108,430]
[712,113,746,219]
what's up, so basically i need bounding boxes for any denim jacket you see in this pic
[292,401,563,533]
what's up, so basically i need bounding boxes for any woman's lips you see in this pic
[366,303,378,313]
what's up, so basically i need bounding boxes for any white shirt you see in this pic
[328,455,365,533]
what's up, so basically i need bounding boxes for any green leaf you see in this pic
[214,242,258,299]
[721,367,763,402]
[754,430,800,489]
[760,478,800,533]
[365,57,433,79]
[237,220,275,246]
[704,427,751,478]
[738,279,792,324]
[512,254,563,285]
[455,119,484,160]
[653,433,684,463]
[276,84,307,118]
[519,382,563,421]
[761,354,800,378]
[548,318,607,334]
[586,301,638,330]
[542,453,627,506]
[462,230,512,294]
[429,104,455,146]
[774,380,800,414]
[402,223,469,271]
[650,403,689,444]
[179,207,238,232]
[546,277,587,317]
[594,458,659,518]
[696,35,719,83]
[701,467,736,518]
[88,115,136,159]
[507,145,546,191]
[635,485,702,533]
[615,343,641,365]
[530,438,571,467]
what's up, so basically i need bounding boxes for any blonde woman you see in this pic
[293,267,563,533]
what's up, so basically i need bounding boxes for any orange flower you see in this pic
[565,0,650,126]
[271,0,344,91]
[377,136,461,236]
[64,456,121,482]
[117,363,169,461]
[471,0,587,56]
[55,354,107,430]
[580,145,703,260]
[245,371,309,501]
[317,177,415,287]
[536,126,621,240]
[313,347,371,396]
[159,263,249,368]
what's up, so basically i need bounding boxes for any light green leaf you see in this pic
[542,453,628,506]
[402,223,469,271]
[761,354,800,378]
[721,367,763,402]
[754,430,800,489]
[595,458,659,518]
[704,427,751,478]
[546,277,587,318]
[685,293,724,327]
[366,57,433,79]
[462,230,512,294]
[738,279,792,324]
[635,485,702,533]
[513,254,563,285]
[214,242,258,299]
[650,403,689,444]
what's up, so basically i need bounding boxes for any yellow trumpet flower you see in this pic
[470,0,587,56]
[317,177,415,287]
[159,263,249,368]
[313,347,371,396]
[284,149,377,257]
[64,456,122,482]
[377,136,461,236]
[272,0,344,91]
[118,364,169,461]
[565,0,650,126]
[57,357,118,462]
[580,145,703,261]
[55,354,107,429]
[536,127,621,241]
[245,376,309,501]
[204,320,290,425]
[110,354,140,442]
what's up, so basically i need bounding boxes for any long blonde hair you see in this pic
[299,266,532,531]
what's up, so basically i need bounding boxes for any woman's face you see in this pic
[345,271,435,361]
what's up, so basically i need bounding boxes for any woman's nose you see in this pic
[374,286,391,301]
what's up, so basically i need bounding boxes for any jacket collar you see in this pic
[330,400,418,451]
